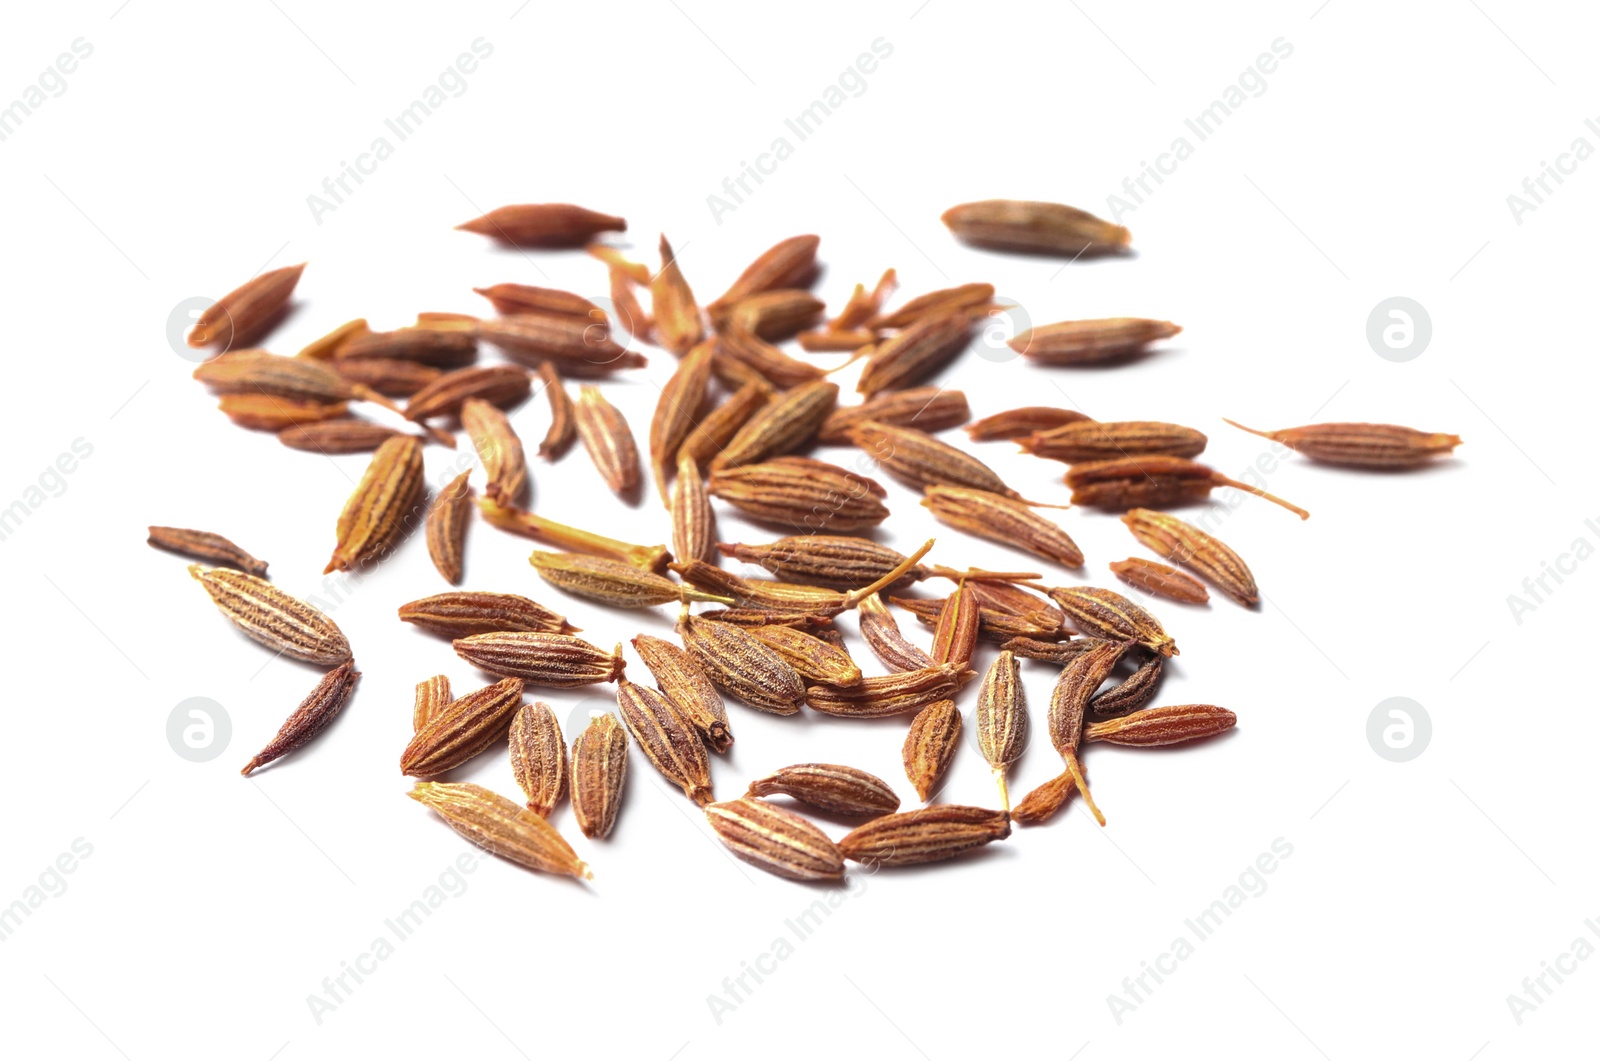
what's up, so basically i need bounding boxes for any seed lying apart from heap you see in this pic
[401,677,526,777]
[746,763,899,817]
[705,798,845,882]
[455,202,625,248]
[424,471,473,584]
[1084,704,1238,745]
[1109,558,1209,604]
[452,632,626,687]
[707,234,822,325]
[1122,508,1260,607]
[508,701,568,816]
[241,659,359,775]
[921,486,1084,567]
[570,712,628,839]
[1222,419,1463,468]
[1047,585,1178,657]
[409,781,591,880]
[1063,456,1308,518]
[941,200,1129,257]
[1020,420,1208,463]
[186,262,306,350]
[837,805,1011,867]
[189,565,351,665]
[148,526,268,577]
[1010,317,1181,365]
[325,435,425,574]
[631,634,733,752]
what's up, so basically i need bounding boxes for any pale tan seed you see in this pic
[941,200,1129,257]
[707,235,821,324]
[325,435,425,574]
[401,677,526,776]
[456,203,625,247]
[650,341,714,505]
[573,385,640,495]
[711,380,839,471]
[571,713,628,839]
[617,678,713,806]
[189,565,351,665]
[798,329,876,352]
[705,798,845,882]
[408,781,591,879]
[1012,770,1076,825]
[817,387,971,445]
[1110,558,1209,604]
[606,260,652,340]
[1084,704,1237,746]
[187,263,305,350]
[671,456,717,565]
[413,675,451,733]
[425,471,473,585]
[965,406,1092,441]
[529,551,729,608]
[453,632,626,687]
[1010,318,1181,365]
[748,764,899,817]
[536,362,577,459]
[405,365,531,423]
[861,593,935,673]
[149,526,268,577]
[903,699,962,801]
[218,395,350,431]
[975,650,1026,810]
[837,805,1010,867]
[278,419,403,453]
[805,662,971,719]
[195,350,363,403]
[508,701,568,816]
[921,486,1083,568]
[857,314,975,397]
[651,234,705,356]
[1122,508,1259,607]
[678,614,807,715]
[461,398,528,506]
[850,421,1019,497]
[866,283,995,331]
[398,591,578,639]
[588,244,651,284]
[241,660,360,775]
[478,498,671,572]
[631,634,733,753]
[1047,585,1177,656]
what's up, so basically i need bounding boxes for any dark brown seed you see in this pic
[837,805,1011,867]
[1001,636,1112,666]
[726,289,827,341]
[941,200,1129,257]
[148,526,268,577]
[456,203,626,247]
[747,764,900,817]
[335,357,442,397]
[337,326,477,368]
[920,486,1084,568]
[711,380,839,471]
[398,591,579,639]
[241,660,359,775]
[1090,653,1165,717]
[707,458,890,533]
[1064,456,1308,519]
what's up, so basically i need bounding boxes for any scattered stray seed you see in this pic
[1085,704,1237,746]
[1122,508,1259,607]
[705,798,845,882]
[941,200,1129,257]
[425,472,473,584]
[837,805,1010,867]
[456,203,625,247]
[1011,770,1076,825]
[149,526,268,577]
[1011,318,1181,364]
[1110,558,1209,604]
[187,263,305,350]
[408,781,591,879]
[1222,419,1463,468]
[241,660,359,775]
[571,712,628,839]
[189,565,351,665]
[747,763,899,817]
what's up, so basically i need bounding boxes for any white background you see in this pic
[1,1,1594,1057]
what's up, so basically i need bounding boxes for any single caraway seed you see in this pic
[718,535,916,590]
[707,235,821,324]
[425,471,473,584]
[941,200,1129,257]
[189,565,351,664]
[529,551,730,607]
[508,701,568,816]
[453,632,626,687]
[902,699,961,801]
[278,419,404,453]
[748,763,899,817]
[930,581,980,668]
[671,455,717,565]
[1047,585,1177,656]
[460,398,528,506]
[455,203,625,247]
[1010,317,1182,364]
[477,314,645,374]
[478,498,670,572]
[536,362,576,459]
[728,290,827,341]
[325,435,425,573]
[218,394,350,430]
[707,458,890,533]
[746,624,863,685]
[399,591,578,638]
[334,357,442,397]
[401,677,526,776]
[1222,419,1463,468]
[705,798,845,882]
[1046,640,1127,827]
[711,380,839,471]
[857,313,975,397]
[1064,455,1309,518]
[149,527,268,577]
[650,341,713,505]
[405,365,531,423]
[1001,636,1110,665]
[975,650,1026,810]
[575,385,641,495]
[1091,653,1165,717]
[805,662,971,719]
[817,386,971,444]
[337,326,477,368]
[193,351,437,440]
[651,234,705,356]
[474,283,601,320]
[1085,704,1238,746]
[631,634,733,753]
[1020,420,1208,463]
[298,318,369,360]
[860,592,936,672]
[850,421,1020,498]
[678,614,807,715]
[837,805,1011,867]
[965,406,1092,441]
[1121,508,1259,607]
[571,713,628,839]
[241,660,359,775]
[408,781,591,880]
[616,678,713,806]
[678,539,933,618]
[866,282,994,331]
[921,486,1084,568]
[677,379,771,468]
[1011,770,1077,825]
[414,675,451,733]
[893,593,1064,643]
[1110,558,1210,604]
[187,263,305,350]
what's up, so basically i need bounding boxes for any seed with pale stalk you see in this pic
[149,527,268,577]
[1085,704,1237,746]
[529,551,729,608]
[241,660,359,775]
[850,421,1019,498]
[460,398,527,506]
[425,472,473,584]
[678,615,806,715]
[218,395,351,431]
[867,282,995,331]
[707,458,890,533]
[1047,585,1177,656]
[711,380,838,471]
[975,650,1026,810]
[1064,456,1308,519]
[187,263,305,350]
[478,498,670,572]
[1121,508,1259,607]
[399,591,578,638]
[571,713,628,839]
[453,632,626,687]
[1046,640,1128,826]
[649,341,713,505]
[1020,420,1207,463]
[707,235,821,324]
[1222,419,1462,468]
[574,385,640,495]
[861,593,935,672]
[405,365,531,423]
[401,677,526,776]
[189,565,351,665]
[536,362,576,459]
[705,798,844,882]
[617,678,713,806]
[921,486,1083,568]
[651,234,704,356]
[748,764,899,816]
[474,283,601,320]
[747,624,863,685]
[1010,318,1181,364]
[1110,558,1209,604]
[325,435,425,574]
[278,419,403,453]
[941,200,1129,257]
[455,203,625,247]
[965,406,1092,441]
[631,634,732,752]
[805,662,970,719]
[414,675,451,733]
[902,700,961,801]
[409,781,591,880]
[838,805,1011,867]
[857,313,974,397]
[507,701,567,816]
[817,387,971,444]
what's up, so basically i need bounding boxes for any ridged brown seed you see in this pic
[817,387,972,445]
[1110,558,1209,604]
[676,561,847,616]
[508,701,568,816]
[413,674,451,733]
[1011,318,1181,364]
[728,290,826,341]
[461,398,527,506]
[536,362,576,459]
[217,395,349,431]
[1012,770,1077,825]
[866,282,994,331]
[838,805,1011,867]
[408,781,591,879]
[857,313,975,397]
[717,535,917,590]
[798,329,876,352]
[477,314,644,374]
[334,357,441,397]
[677,379,772,469]
[805,662,970,719]
[278,419,403,453]
[194,350,366,403]
[902,699,961,801]
[651,234,705,356]
[975,650,1026,808]
[894,594,1063,643]
[571,713,628,839]
[1002,636,1112,666]
[478,498,671,572]
[616,678,713,806]
[324,434,425,574]
[1085,704,1237,746]
[966,406,1092,442]
[714,326,826,390]
[296,318,368,360]
[149,527,268,577]
[452,633,626,687]
[241,660,360,775]
[575,385,640,495]
[1121,508,1259,607]
[425,471,473,584]
[707,235,821,324]
[671,455,717,565]
[941,200,1129,257]
[930,582,980,668]
[746,624,863,686]
[748,764,899,817]
[921,486,1084,568]
[1048,585,1177,656]
[187,263,305,350]
[650,341,714,505]
[455,203,625,247]
[188,565,351,664]
[1091,653,1165,717]
[697,609,838,633]
[1064,456,1309,518]
[711,380,838,471]
[678,614,806,715]
[631,634,733,753]
[474,283,600,320]
[529,551,728,608]
[850,421,1019,497]
[337,326,477,368]
[968,580,1067,626]
[1046,640,1126,826]
[1020,421,1207,463]
[399,591,578,638]
[860,592,935,672]
[830,267,897,331]
[705,798,845,882]
[401,677,525,776]
[1223,419,1462,468]
[405,365,531,423]
[707,458,890,533]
